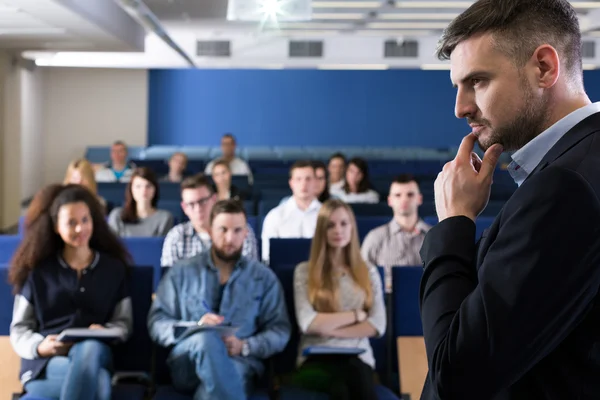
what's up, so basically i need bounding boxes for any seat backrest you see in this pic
[0,236,20,265]
[122,237,165,290]
[269,239,312,268]
[355,217,390,243]
[369,266,389,380]
[350,203,393,217]
[0,266,14,335]
[392,267,423,336]
[112,265,154,372]
[97,183,127,209]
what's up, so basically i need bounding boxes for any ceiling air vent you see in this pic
[384,40,419,58]
[582,41,595,59]
[196,40,231,57]
[289,40,323,57]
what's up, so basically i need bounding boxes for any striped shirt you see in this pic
[160,221,258,267]
[360,219,431,292]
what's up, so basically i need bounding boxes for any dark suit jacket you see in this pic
[419,111,600,400]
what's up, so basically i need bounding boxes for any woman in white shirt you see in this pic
[292,199,386,399]
[331,157,380,204]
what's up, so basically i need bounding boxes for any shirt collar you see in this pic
[508,102,600,186]
[389,218,428,235]
[57,251,100,270]
[285,197,321,213]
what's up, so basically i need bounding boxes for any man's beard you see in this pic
[473,76,550,152]
[213,246,243,263]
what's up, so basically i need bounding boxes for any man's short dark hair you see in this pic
[392,174,418,186]
[328,152,346,163]
[180,173,215,195]
[222,133,236,143]
[209,199,247,226]
[437,0,582,76]
[112,140,127,148]
[289,160,315,179]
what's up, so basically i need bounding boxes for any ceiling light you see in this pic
[378,13,459,20]
[311,13,364,19]
[0,4,19,13]
[318,63,389,69]
[588,31,600,36]
[275,22,350,28]
[583,64,598,70]
[266,29,341,35]
[0,27,67,35]
[367,22,448,28]
[311,2,380,8]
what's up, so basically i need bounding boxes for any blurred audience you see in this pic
[161,174,258,267]
[148,200,290,399]
[9,184,132,400]
[328,153,346,192]
[261,161,321,263]
[63,158,107,213]
[361,174,431,292]
[162,152,188,183]
[292,199,386,399]
[108,167,174,237]
[211,159,246,201]
[95,141,136,183]
[331,157,379,204]
[205,133,253,184]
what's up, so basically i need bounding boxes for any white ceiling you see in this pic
[14,0,600,68]
[0,0,144,51]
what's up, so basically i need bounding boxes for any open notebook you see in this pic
[173,321,239,340]
[56,327,123,343]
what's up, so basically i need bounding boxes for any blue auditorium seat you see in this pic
[258,199,283,218]
[152,386,270,400]
[0,235,20,264]
[180,146,210,159]
[97,183,127,210]
[269,238,312,268]
[391,267,423,337]
[356,216,390,242]
[122,237,164,289]
[157,200,185,225]
[0,266,14,335]
[142,146,180,160]
[350,203,393,217]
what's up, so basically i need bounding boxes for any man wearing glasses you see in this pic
[161,174,258,267]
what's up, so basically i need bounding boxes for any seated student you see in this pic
[148,200,291,400]
[63,158,107,214]
[261,160,322,263]
[328,152,347,192]
[330,157,379,204]
[9,184,133,400]
[204,133,253,184]
[95,140,136,183]
[292,199,386,400]
[161,174,258,267]
[108,167,174,237]
[211,159,246,201]
[162,152,188,183]
[361,174,431,292]
[279,160,332,206]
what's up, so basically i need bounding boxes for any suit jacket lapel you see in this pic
[523,112,600,184]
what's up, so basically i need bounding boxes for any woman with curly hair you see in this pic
[9,184,132,400]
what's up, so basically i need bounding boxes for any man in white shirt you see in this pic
[204,133,253,184]
[328,152,346,192]
[95,140,136,182]
[261,161,321,263]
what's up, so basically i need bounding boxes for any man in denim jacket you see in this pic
[148,199,291,399]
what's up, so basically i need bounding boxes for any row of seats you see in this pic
[85,145,455,163]
[0,248,425,399]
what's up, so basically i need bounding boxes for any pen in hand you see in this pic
[199,300,225,326]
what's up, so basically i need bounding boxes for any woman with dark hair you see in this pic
[211,159,246,201]
[312,161,332,203]
[108,167,174,237]
[330,157,379,204]
[9,184,133,400]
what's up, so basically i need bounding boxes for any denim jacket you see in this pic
[147,250,291,375]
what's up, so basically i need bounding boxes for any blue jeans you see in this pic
[24,340,113,400]
[168,331,254,400]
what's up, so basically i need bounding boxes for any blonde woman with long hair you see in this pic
[292,199,386,399]
[64,159,107,213]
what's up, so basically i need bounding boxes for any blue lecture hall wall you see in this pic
[148,69,600,148]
